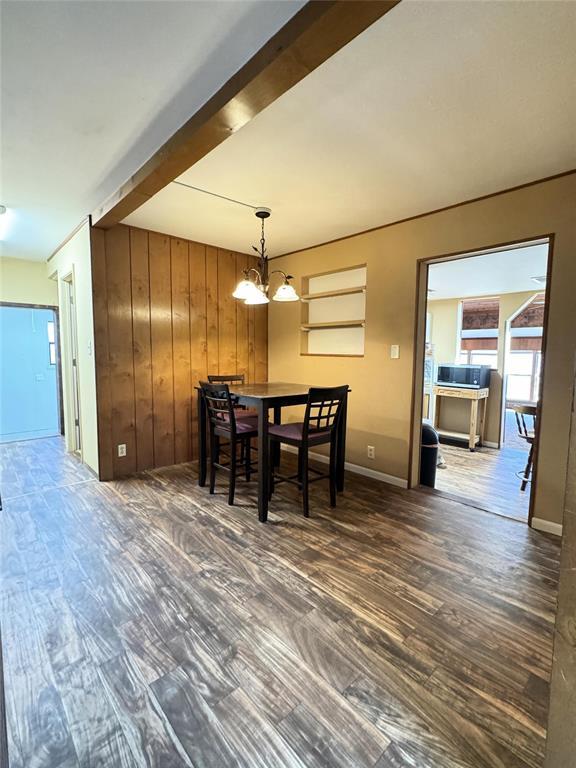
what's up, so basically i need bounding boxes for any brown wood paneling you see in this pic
[247,255,258,383]
[130,227,154,471]
[189,242,207,459]
[205,246,219,376]
[236,253,249,382]
[255,308,268,383]
[254,260,268,382]
[149,231,175,469]
[90,225,268,478]
[105,225,137,476]
[217,249,237,376]
[90,227,114,480]
[171,238,192,464]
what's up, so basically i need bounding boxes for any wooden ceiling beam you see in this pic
[92,0,400,228]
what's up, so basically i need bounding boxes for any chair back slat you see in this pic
[201,382,236,431]
[304,386,348,440]
[207,374,244,408]
[512,404,537,440]
[208,374,245,385]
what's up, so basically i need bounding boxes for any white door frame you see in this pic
[60,271,82,455]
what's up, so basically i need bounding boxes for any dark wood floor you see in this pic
[0,437,560,768]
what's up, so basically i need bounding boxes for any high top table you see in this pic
[197,382,349,522]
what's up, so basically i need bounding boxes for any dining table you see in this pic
[196,381,349,522]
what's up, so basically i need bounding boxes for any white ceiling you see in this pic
[124,0,576,257]
[428,243,549,300]
[0,0,305,260]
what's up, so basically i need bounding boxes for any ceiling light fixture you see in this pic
[232,208,299,305]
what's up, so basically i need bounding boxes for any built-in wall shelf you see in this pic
[301,286,366,301]
[300,265,367,356]
[301,320,365,331]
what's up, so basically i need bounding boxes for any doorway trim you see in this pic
[0,301,64,437]
[408,233,555,527]
[60,271,82,455]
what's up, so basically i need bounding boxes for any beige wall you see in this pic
[48,222,98,474]
[0,256,58,305]
[428,299,461,366]
[269,173,576,527]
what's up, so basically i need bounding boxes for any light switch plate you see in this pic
[118,444,127,457]
[391,344,400,359]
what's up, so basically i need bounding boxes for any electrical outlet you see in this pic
[367,445,375,460]
[390,344,400,359]
[117,444,127,458]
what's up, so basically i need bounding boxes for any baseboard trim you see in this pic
[281,446,408,489]
[531,517,563,536]
[483,441,499,449]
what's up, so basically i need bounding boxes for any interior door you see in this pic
[0,305,60,442]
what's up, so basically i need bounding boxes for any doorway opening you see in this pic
[414,238,551,523]
[0,303,63,443]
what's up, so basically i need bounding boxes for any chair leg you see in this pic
[228,439,237,505]
[297,447,304,490]
[329,436,337,508]
[521,444,534,492]
[209,433,217,495]
[268,438,275,500]
[245,438,251,482]
[301,447,309,517]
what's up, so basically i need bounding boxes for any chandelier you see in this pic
[232,208,299,305]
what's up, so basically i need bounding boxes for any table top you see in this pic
[228,382,317,399]
[196,381,350,401]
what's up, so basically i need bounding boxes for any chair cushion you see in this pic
[235,418,259,435]
[268,421,330,444]
[222,408,257,423]
[235,407,258,420]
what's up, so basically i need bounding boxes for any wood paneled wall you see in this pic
[90,224,267,480]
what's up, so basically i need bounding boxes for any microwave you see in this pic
[436,364,491,390]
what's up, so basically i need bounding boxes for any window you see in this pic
[47,321,56,365]
[459,349,498,369]
[507,350,542,403]
[459,298,499,369]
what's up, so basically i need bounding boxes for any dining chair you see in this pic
[513,404,537,491]
[207,374,257,418]
[268,385,349,517]
[200,382,258,505]
[207,373,258,464]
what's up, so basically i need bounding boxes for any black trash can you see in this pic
[420,423,439,488]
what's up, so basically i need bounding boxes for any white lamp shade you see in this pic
[272,282,299,302]
[233,279,255,299]
[244,285,270,305]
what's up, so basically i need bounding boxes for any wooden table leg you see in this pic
[479,397,487,447]
[469,399,479,451]
[257,400,269,522]
[272,405,281,468]
[197,390,207,487]
[336,392,348,492]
